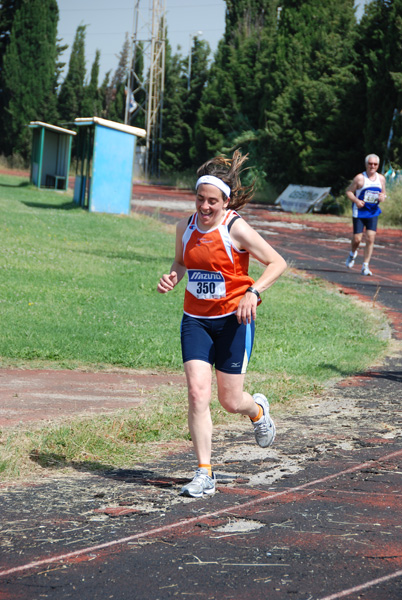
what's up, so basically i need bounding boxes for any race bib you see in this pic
[364,190,380,204]
[187,270,226,299]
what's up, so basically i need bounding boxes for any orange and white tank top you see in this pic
[182,210,256,318]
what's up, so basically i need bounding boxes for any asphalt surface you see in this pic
[0,188,401,600]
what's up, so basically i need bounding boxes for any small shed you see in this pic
[29,121,76,191]
[73,117,146,215]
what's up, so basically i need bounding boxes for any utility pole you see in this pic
[125,0,166,179]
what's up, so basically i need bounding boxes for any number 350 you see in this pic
[197,282,216,294]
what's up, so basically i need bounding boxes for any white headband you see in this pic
[195,175,231,198]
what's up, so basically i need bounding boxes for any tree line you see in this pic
[0,0,401,194]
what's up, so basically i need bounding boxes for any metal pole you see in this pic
[144,0,156,177]
[144,0,166,178]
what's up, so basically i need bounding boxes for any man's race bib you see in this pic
[187,270,226,299]
[364,190,380,204]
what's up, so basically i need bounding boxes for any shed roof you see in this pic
[29,121,77,136]
[74,117,146,138]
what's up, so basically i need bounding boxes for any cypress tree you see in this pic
[194,0,278,164]
[81,49,102,117]
[57,24,87,125]
[356,0,402,169]
[1,0,59,157]
[98,71,111,119]
[194,39,237,163]
[0,0,22,151]
[0,0,22,59]
[258,0,359,191]
[159,40,189,173]
[183,37,210,167]
[105,34,130,123]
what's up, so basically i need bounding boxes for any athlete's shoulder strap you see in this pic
[227,211,241,232]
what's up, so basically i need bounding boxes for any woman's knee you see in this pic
[216,371,247,413]
[186,378,211,413]
[184,361,211,404]
[218,390,244,414]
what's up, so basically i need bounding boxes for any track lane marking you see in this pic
[1,447,401,579]
[317,568,402,600]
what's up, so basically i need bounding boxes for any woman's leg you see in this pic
[215,370,259,418]
[216,369,276,448]
[184,359,213,465]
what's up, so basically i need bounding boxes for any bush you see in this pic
[321,193,349,215]
[0,153,29,171]
[382,182,402,226]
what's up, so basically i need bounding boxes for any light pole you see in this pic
[187,30,203,91]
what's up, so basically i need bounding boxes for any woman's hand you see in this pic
[157,271,178,293]
[236,291,258,324]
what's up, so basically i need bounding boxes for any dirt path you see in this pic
[0,368,186,428]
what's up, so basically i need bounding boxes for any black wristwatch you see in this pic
[246,286,260,299]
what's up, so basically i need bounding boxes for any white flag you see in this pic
[129,92,137,113]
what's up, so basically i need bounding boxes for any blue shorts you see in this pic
[353,216,378,234]
[180,313,255,374]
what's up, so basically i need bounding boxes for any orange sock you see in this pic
[250,405,263,422]
[199,464,212,477]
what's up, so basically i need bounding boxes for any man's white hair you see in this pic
[365,153,380,166]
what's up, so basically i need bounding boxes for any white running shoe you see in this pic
[345,252,357,268]
[180,468,216,497]
[361,264,372,276]
[252,393,276,448]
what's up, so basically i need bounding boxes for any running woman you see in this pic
[345,154,386,276]
[157,151,287,498]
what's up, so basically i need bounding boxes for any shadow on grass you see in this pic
[29,450,112,471]
[72,247,165,262]
[320,363,402,383]
[0,181,30,188]
[29,451,187,488]
[22,200,80,211]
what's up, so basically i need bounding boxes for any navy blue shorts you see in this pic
[180,313,255,374]
[353,216,378,234]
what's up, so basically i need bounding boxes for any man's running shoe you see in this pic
[361,264,372,276]
[252,393,276,448]
[345,252,357,268]
[180,468,216,498]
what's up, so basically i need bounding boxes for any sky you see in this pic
[56,0,370,85]
[56,0,227,83]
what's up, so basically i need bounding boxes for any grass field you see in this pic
[0,174,391,480]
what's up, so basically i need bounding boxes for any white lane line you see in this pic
[0,448,401,579]
[317,568,402,600]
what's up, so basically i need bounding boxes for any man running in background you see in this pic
[345,154,386,276]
